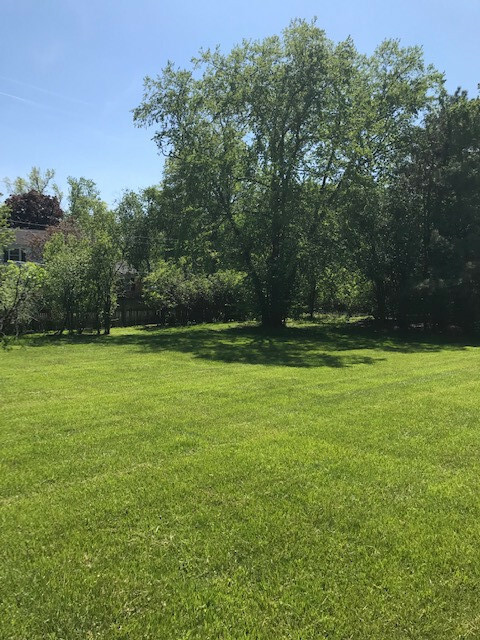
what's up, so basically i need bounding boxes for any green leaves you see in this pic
[0,261,45,335]
[143,260,247,324]
[43,199,121,334]
[134,20,440,326]
[0,203,14,250]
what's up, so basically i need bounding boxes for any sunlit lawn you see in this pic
[1,321,480,639]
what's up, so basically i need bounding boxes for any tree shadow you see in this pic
[24,321,480,369]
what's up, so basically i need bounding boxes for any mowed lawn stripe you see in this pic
[1,322,480,639]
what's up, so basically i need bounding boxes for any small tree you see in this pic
[85,207,121,335]
[208,270,247,321]
[42,200,121,335]
[43,233,91,333]
[0,262,45,337]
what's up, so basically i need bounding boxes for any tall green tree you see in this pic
[399,90,480,328]
[67,176,103,223]
[84,207,121,334]
[134,20,439,326]
[341,41,442,322]
[134,21,360,326]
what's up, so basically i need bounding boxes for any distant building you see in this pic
[2,228,46,263]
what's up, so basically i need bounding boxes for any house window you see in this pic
[3,248,27,262]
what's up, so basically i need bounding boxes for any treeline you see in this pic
[1,20,480,334]
[131,20,480,330]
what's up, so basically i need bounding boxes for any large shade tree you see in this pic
[134,20,439,326]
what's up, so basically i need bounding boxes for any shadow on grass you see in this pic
[24,322,480,369]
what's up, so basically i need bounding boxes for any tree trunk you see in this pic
[261,287,286,328]
[373,278,387,324]
[104,307,111,335]
[307,280,317,320]
[261,308,285,328]
[120,298,126,327]
[103,292,111,335]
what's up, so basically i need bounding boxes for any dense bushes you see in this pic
[143,261,247,324]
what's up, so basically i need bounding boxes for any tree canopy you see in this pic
[134,20,441,326]
[4,191,63,230]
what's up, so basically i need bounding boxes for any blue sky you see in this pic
[1,0,479,206]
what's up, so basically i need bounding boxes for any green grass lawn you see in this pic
[1,321,480,639]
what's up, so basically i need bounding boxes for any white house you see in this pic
[2,228,46,263]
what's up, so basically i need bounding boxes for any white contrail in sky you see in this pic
[0,89,123,142]
[0,75,92,107]
[0,90,42,105]
[0,90,75,116]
